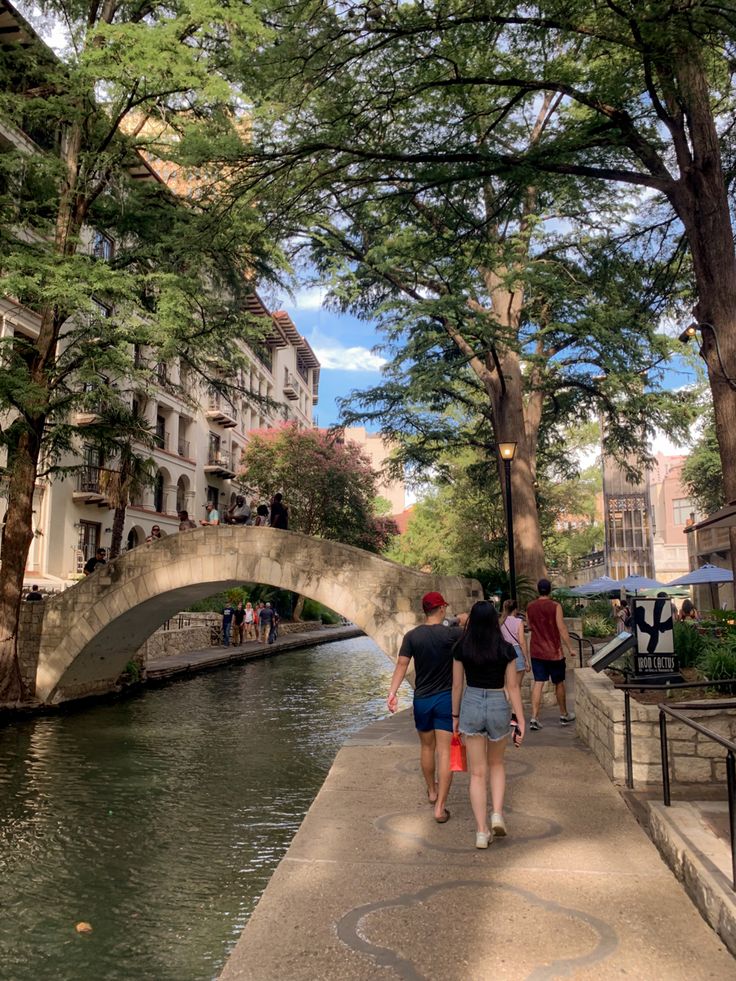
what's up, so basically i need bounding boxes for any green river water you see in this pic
[0,638,410,981]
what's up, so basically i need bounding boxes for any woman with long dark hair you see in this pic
[452,601,525,849]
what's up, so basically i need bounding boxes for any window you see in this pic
[155,414,166,449]
[92,231,114,261]
[208,431,221,464]
[153,472,165,513]
[673,498,694,526]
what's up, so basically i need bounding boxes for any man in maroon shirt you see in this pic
[525,578,575,730]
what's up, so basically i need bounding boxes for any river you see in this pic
[0,638,410,981]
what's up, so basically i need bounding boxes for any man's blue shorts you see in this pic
[413,690,453,733]
[531,657,566,684]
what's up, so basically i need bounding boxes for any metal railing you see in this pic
[568,631,596,668]
[659,700,736,890]
[154,431,169,450]
[616,678,736,790]
[76,465,114,494]
[177,437,190,458]
[161,615,192,631]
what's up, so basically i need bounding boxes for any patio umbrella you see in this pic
[666,563,734,587]
[619,574,668,594]
[666,563,734,610]
[569,575,620,597]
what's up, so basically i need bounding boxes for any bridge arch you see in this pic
[34,527,481,704]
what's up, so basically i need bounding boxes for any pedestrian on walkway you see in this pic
[269,493,289,529]
[525,578,575,730]
[500,599,530,678]
[244,601,256,640]
[221,601,235,647]
[178,510,196,531]
[452,600,525,848]
[25,585,43,602]
[258,602,274,643]
[233,601,245,645]
[387,591,465,824]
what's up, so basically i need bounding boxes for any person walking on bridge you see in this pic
[387,592,465,824]
[526,578,575,730]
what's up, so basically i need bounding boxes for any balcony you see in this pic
[73,466,113,506]
[177,437,190,458]
[154,431,169,451]
[205,392,237,428]
[283,368,299,400]
[72,411,102,427]
[204,450,236,479]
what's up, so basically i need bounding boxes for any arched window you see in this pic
[154,472,165,513]
[176,475,189,513]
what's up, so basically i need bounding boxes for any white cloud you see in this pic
[291,287,328,311]
[312,342,386,372]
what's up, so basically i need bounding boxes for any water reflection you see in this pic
[0,638,410,981]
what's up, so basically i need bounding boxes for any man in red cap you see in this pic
[387,591,465,824]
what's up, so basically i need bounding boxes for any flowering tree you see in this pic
[240,423,397,554]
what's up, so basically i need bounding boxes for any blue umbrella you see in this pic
[619,574,668,593]
[569,575,620,596]
[666,563,734,586]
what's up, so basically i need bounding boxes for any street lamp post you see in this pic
[498,441,517,603]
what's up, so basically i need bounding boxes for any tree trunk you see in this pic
[109,506,127,560]
[670,51,736,585]
[489,353,547,586]
[292,594,306,621]
[0,429,41,702]
[0,115,85,701]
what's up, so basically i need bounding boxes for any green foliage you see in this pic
[386,447,506,574]
[582,614,615,638]
[682,413,725,518]
[301,599,339,624]
[240,423,396,552]
[463,567,536,607]
[697,636,736,696]
[673,621,706,669]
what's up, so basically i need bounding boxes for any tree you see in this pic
[240,423,397,553]
[682,413,726,518]
[386,448,506,574]
[237,3,693,584]
[241,0,736,576]
[0,1,277,701]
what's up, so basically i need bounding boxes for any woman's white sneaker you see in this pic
[560,712,576,726]
[475,830,492,849]
[491,812,507,837]
[529,718,542,730]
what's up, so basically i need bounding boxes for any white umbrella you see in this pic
[666,563,734,586]
[619,574,668,593]
[569,575,620,596]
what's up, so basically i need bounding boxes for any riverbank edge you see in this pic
[0,624,364,724]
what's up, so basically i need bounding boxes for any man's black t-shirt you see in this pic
[398,623,462,699]
[84,556,105,575]
[259,607,274,626]
[453,641,515,689]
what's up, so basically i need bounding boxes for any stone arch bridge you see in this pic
[27,527,481,705]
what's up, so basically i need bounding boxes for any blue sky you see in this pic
[281,285,703,456]
[280,287,387,428]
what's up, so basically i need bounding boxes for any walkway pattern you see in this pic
[221,710,734,980]
[30,527,479,704]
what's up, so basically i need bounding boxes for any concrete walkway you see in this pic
[146,624,363,682]
[221,707,734,980]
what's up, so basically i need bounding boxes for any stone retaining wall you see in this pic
[576,668,736,786]
[137,615,330,661]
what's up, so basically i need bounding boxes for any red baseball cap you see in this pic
[422,591,447,612]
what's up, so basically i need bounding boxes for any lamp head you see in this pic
[498,441,517,461]
[678,323,698,344]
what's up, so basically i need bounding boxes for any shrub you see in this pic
[582,614,615,638]
[673,621,706,668]
[697,635,736,695]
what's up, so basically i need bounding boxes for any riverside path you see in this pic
[220,706,734,980]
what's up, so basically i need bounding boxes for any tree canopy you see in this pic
[240,423,397,552]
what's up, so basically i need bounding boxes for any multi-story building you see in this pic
[569,451,698,587]
[341,427,406,518]
[0,1,320,585]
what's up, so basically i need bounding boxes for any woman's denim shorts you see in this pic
[512,643,525,672]
[459,687,511,742]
